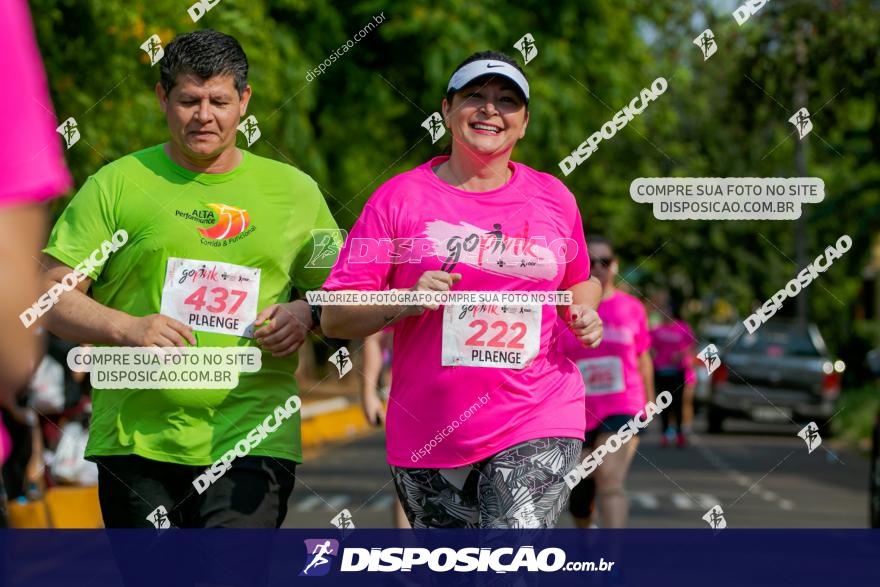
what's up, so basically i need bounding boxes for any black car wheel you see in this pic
[817,418,834,439]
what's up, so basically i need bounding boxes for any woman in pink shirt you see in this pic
[650,301,696,447]
[0,0,71,394]
[322,51,603,528]
[559,235,655,528]
[0,0,71,528]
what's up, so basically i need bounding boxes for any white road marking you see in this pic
[630,492,659,509]
[672,493,696,510]
[326,495,349,510]
[296,495,324,512]
[368,494,394,510]
[696,494,720,509]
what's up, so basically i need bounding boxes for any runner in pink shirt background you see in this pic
[322,50,603,528]
[650,298,697,447]
[559,235,655,528]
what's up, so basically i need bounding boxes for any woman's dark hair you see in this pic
[160,29,249,97]
[445,50,528,106]
[586,234,614,253]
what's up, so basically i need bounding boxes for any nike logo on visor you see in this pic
[486,64,504,68]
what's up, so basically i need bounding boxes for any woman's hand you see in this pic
[361,390,386,427]
[406,271,462,314]
[566,304,603,348]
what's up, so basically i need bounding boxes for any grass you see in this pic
[832,384,880,450]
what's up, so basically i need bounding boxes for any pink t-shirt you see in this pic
[0,0,71,206]
[558,291,650,431]
[650,320,696,385]
[324,156,591,467]
[0,418,11,466]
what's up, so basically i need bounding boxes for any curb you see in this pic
[301,397,374,449]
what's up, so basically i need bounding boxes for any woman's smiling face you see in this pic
[442,76,529,159]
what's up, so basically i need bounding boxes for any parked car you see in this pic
[707,321,843,435]
[693,323,736,405]
[867,348,880,529]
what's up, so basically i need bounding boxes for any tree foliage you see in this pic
[29,0,880,370]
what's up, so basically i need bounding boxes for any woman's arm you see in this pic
[322,304,418,340]
[322,271,461,339]
[360,333,386,426]
[558,276,604,348]
[562,276,602,314]
[639,351,656,404]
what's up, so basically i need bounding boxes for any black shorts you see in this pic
[584,414,637,447]
[95,454,296,528]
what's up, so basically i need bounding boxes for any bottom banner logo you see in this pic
[300,538,340,577]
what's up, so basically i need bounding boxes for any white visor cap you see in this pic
[446,59,529,103]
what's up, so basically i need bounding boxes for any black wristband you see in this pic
[309,304,322,331]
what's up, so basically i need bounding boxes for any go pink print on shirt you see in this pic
[426,219,560,281]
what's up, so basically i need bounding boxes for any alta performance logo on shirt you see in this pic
[176,203,256,247]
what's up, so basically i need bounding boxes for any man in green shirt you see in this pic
[42,29,339,528]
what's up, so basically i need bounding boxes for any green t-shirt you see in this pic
[44,144,340,466]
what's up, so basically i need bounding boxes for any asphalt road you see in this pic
[282,415,871,529]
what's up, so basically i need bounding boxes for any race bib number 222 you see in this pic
[441,304,541,369]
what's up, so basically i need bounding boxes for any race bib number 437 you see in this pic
[442,304,541,369]
[160,257,260,338]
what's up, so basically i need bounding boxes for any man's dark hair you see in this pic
[446,50,528,106]
[160,30,249,97]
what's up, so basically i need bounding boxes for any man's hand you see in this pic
[407,271,462,314]
[566,303,603,348]
[122,314,197,347]
[253,300,311,358]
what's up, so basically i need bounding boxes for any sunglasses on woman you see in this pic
[589,256,614,268]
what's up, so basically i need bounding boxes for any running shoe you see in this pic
[676,431,687,448]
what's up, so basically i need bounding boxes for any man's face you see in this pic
[156,73,251,161]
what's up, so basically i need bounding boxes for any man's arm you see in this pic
[42,257,196,347]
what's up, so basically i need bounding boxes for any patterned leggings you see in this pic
[390,437,582,529]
